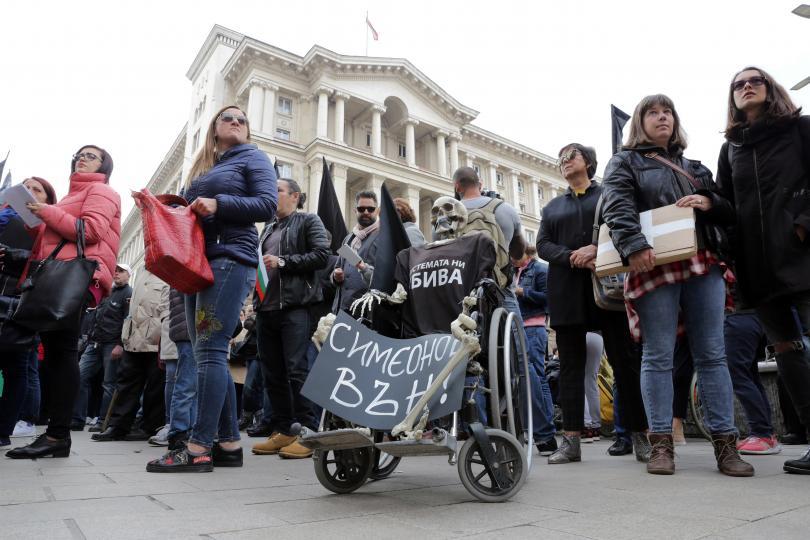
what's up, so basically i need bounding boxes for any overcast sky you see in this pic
[1,0,807,218]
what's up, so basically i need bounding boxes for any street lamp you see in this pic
[793,5,810,89]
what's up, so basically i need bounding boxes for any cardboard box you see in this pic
[595,204,696,277]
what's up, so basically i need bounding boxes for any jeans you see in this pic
[256,307,317,434]
[186,257,255,448]
[524,326,556,441]
[583,333,604,428]
[635,265,736,434]
[165,341,197,437]
[19,346,40,423]
[72,341,119,425]
[724,313,772,437]
[0,347,29,437]
[754,291,810,431]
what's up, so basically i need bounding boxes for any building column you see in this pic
[262,83,278,136]
[448,133,460,175]
[316,88,331,139]
[371,104,386,155]
[488,161,499,192]
[247,79,265,131]
[434,130,448,177]
[307,158,324,213]
[332,164,349,217]
[465,153,476,168]
[334,92,349,144]
[405,185,421,224]
[510,170,521,210]
[405,119,418,167]
[530,176,541,217]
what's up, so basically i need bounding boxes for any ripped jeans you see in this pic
[185,257,255,448]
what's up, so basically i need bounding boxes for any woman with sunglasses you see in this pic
[147,105,277,472]
[601,95,753,477]
[716,67,810,475]
[6,147,121,459]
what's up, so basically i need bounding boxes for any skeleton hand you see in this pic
[311,313,337,351]
[450,294,479,343]
[350,283,408,319]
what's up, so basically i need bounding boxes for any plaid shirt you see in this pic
[624,250,721,341]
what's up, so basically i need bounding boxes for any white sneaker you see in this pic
[11,421,36,438]
[148,425,170,447]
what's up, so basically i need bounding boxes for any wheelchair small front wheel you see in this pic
[313,447,374,494]
[457,428,528,503]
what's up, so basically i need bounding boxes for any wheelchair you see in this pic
[299,280,534,502]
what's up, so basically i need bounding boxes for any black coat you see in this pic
[537,181,601,327]
[717,116,810,307]
[601,146,734,262]
[168,288,189,343]
[91,283,132,344]
[258,212,330,309]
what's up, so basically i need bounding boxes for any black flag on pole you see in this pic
[369,182,411,295]
[611,105,631,155]
[317,156,349,253]
[272,158,280,178]
[0,151,8,192]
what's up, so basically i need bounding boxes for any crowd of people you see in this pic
[1,66,809,481]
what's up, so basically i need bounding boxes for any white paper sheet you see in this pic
[1,184,42,227]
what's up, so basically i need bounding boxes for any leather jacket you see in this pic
[601,146,734,262]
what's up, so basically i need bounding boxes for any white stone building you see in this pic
[118,25,568,274]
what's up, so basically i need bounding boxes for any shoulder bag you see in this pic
[590,194,626,311]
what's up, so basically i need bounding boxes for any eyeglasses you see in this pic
[73,152,101,162]
[557,148,580,167]
[356,206,377,214]
[731,76,767,92]
[219,112,247,125]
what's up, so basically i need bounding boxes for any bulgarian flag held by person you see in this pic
[256,245,269,302]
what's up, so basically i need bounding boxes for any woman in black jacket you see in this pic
[251,178,330,459]
[716,66,810,475]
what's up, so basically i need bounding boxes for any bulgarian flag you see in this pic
[256,245,269,302]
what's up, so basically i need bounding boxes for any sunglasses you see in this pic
[73,152,101,162]
[731,76,767,92]
[356,206,377,214]
[219,112,247,125]
[557,148,580,167]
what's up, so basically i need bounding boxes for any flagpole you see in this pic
[365,11,369,56]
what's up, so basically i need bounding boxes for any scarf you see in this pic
[350,220,379,251]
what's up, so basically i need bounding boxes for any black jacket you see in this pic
[168,288,190,343]
[717,115,810,307]
[601,146,734,262]
[91,283,132,344]
[0,212,33,297]
[537,181,602,327]
[258,212,330,309]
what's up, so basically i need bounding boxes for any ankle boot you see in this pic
[712,433,754,477]
[631,432,651,463]
[548,434,581,464]
[647,433,675,475]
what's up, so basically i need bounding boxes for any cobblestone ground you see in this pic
[1,432,808,539]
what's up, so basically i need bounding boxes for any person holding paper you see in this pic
[601,94,752,477]
[716,66,810,475]
[7,146,121,460]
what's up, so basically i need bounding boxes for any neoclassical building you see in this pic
[118,25,568,273]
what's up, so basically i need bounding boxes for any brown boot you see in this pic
[711,433,754,477]
[647,433,675,475]
[251,432,295,455]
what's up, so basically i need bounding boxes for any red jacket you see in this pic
[31,172,121,298]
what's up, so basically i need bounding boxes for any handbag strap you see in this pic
[43,218,87,261]
[592,194,604,244]
[644,152,702,191]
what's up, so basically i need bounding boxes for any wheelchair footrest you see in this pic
[299,428,374,451]
[375,437,457,457]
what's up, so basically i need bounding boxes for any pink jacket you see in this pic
[31,172,121,297]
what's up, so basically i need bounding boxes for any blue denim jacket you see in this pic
[516,258,548,319]
[184,143,278,267]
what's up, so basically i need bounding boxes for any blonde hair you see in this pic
[186,105,251,188]
[625,94,688,155]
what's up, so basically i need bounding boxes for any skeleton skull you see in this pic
[430,196,468,240]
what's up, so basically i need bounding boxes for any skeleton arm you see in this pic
[349,283,408,320]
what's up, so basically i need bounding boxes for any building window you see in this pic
[496,172,504,186]
[518,180,524,193]
[277,96,292,115]
[526,229,535,244]
[537,186,544,200]
[277,161,293,178]
[275,128,291,141]
[398,143,407,158]
[366,132,372,147]
[519,203,526,213]
[192,129,200,152]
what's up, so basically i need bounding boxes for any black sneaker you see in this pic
[536,437,558,456]
[212,444,243,467]
[783,447,810,475]
[146,447,213,473]
[608,437,634,456]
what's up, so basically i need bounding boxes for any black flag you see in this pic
[369,182,411,295]
[272,158,280,178]
[611,105,631,155]
[0,151,8,191]
[317,156,349,253]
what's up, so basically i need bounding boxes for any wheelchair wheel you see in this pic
[457,428,528,503]
[369,432,401,481]
[313,447,374,494]
[689,372,711,441]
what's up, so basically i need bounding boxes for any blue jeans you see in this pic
[72,341,118,425]
[724,313,772,437]
[186,257,255,448]
[165,341,198,437]
[19,346,41,423]
[634,266,736,434]
[524,326,556,441]
[0,347,29,437]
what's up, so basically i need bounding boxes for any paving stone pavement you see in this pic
[1,431,808,539]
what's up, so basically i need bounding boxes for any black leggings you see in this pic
[555,311,648,433]
[40,325,81,440]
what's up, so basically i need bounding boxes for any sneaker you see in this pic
[252,432,295,455]
[278,440,313,459]
[580,430,594,444]
[11,421,36,438]
[738,435,782,455]
[146,447,213,473]
[148,425,170,447]
[783,447,810,475]
[536,437,558,456]
[589,427,601,442]
[608,437,633,456]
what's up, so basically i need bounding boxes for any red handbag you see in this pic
[132,188,214,294]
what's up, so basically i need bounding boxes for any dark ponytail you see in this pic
[281,178,306,209]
